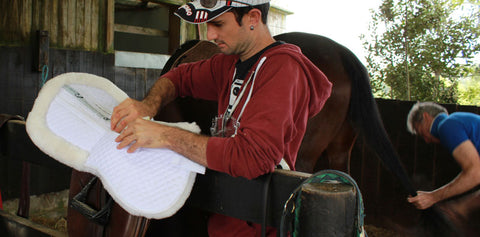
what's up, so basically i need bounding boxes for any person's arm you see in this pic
[110,77,176,133]
[408,140,480,209]
[115,118,208,166]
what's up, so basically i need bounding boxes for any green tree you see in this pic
[363,0,480,103]
[458,65,480,105]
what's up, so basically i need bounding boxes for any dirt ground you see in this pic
[2,189,68,233]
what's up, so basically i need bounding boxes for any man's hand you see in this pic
[110,98,156,133]
[407,191,437,209]
[115,118,170,153]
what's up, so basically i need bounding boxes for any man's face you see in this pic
[414,118,440,144]
[206,12,249,56]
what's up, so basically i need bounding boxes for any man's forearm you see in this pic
[143,77,177,116]
[432,170,480,202]
[164,125,209,167]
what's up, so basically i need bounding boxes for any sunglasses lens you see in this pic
[200,0,217,8]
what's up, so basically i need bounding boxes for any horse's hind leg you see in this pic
[317,121,357,173]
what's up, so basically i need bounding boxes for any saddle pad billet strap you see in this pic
[70,176,113,226]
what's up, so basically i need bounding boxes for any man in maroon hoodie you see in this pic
[110,0,332,236]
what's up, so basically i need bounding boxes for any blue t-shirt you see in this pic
[430,112,480,153]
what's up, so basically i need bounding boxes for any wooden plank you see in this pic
[91,0,100,50]
[10,0,22,42]
[116,67,137,97]
[50,0,58,46]
[51,49,67,77]
[84,0,93,50]
[66,0,76,47]
[0,2,6,38]
[65,49,80,72]
[76,0,85,47]
[134,68,145,99]
[32,0,42,35]
[146,68,160,91]
[84,50,95,74]
[103,53,116,83]
[105,0,114,52]
[78,50,87,73]
[21,0,32,41]
[58,0,68,47]
[168,5,180,54]
[85,50,99,75]
[7,1,15,41]
[41,0,50,31]
[114,24,169,37]
[0,210,67,237]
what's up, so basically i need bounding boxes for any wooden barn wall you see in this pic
[0,46,161,117]
[0,0,107,51]
[349,99,480,231]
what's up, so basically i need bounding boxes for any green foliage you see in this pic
[458,66,480,105]
[363,0,480,103]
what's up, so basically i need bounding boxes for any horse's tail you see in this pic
[340,47,417,196]
[341,41,464,237]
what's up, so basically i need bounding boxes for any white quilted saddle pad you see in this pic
[26,72,205,219]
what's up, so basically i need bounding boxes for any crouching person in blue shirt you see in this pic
[406,101,480,209]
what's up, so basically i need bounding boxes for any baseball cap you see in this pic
[175,0,270,24]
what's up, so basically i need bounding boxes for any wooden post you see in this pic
[296,182,356,236]
[168,5,180,55]
[105,0,115,52]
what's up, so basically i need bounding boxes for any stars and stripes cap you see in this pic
[175,0,270,24]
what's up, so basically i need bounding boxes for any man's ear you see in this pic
[247,8,262,26]
[422,112,429,120]
[422,112,434,124]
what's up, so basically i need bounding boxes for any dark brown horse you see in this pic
[67,32,460,237]
[155,32,464,237]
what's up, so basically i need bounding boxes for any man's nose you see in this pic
[206,25,217,41]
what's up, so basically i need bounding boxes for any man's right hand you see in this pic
[110,98,156,133]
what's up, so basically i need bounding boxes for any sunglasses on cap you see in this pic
[195,0,253,8]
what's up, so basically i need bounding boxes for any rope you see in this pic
[40,65,49,88]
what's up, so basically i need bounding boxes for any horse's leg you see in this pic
[320,121,357,173]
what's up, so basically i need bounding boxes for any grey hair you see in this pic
[407,102,448,134]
